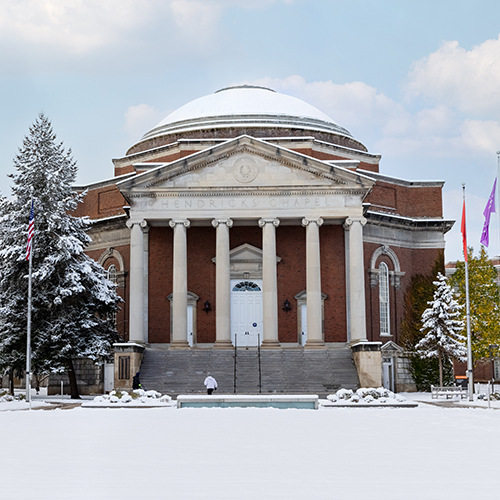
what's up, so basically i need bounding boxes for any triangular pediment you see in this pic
[381,341,404,353]
[230,243,263,262]
[117,135,375,195]
[211,243,281,264]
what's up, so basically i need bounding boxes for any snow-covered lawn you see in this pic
[1,396,499,499]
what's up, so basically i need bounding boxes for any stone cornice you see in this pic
[125,187,370,198]
[365,210,455,233]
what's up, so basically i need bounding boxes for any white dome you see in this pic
[141,85,353,141]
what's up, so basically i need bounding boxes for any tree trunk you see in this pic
[438,351,443,387]
[67,359,81,400]
[9,369,14,396]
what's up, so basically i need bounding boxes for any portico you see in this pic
[118,135,374,349]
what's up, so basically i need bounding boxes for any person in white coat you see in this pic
[204,372,218,395]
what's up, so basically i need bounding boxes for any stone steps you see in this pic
[139,346,359,396]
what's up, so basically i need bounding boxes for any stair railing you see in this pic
[258,334,261,394]
[234,334,237,394]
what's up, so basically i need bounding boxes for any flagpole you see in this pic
[497,151,500,258]
[462,184,474,401]
[26,194,33,409]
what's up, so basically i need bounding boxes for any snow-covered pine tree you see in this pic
[416,272,466,387]
[0,114,121,398]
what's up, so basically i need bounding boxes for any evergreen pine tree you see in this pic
[0,114,121,398]
[400,253,449,390]
[416,273,466,386]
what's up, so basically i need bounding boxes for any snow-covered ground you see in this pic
[1,392,499,499]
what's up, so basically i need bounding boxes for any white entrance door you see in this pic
[382,360,394,392]
[300,303,307,346]
[187,305,194,347]
[104,363,114,393]
[231,280,263,347]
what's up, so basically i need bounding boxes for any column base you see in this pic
[304,339,325,349]
[260,339,281,349]
[213,339,234,349]
[169,340,191,350]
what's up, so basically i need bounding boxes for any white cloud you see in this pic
[124,104,166,143]
[0,0,293,55]
[249,75,407,134]
[0,0,161,54]
[407,36,500,116]
[443,189,499,262]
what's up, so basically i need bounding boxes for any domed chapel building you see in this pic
[73,85,453,393]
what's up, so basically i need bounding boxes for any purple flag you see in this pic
[480,178,497,247]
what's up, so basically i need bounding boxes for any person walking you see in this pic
[204,372,218,395]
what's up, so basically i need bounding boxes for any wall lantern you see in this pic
[203,300,212,314]
[282,299,291,313]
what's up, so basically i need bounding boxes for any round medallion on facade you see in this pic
[233,157,259,183]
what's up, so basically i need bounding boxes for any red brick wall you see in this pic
[147,224,349,343]
[291,148,379,172]
[74,185,127,220]
[366,182,443,218]
[364,243,443,344]
[86,244,130,341]
[148,227,173,343]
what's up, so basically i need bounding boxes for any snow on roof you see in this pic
[141,86,353,142]
[159,86,335,126]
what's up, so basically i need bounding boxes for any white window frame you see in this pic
[379,262,390,336]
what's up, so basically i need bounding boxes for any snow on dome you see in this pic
[140,85,353,142]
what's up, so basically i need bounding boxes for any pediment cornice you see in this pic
[117,135,375,195]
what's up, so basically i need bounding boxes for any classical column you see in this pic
[344,216,368,343]
[302,217,325,348]
[169,219,191,349]
[212,218,233,349]
[142,224,150,342]
[126,219,148,344]
[259,218,281,348]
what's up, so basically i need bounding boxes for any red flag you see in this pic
[461,199,467,262]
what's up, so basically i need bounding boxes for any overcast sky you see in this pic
[1,0,500,262]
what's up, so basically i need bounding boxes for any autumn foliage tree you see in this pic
[450,246,500,361]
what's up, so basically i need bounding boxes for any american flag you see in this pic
[26,199,34,261]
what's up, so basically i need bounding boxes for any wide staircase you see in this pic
[140,345,359,396]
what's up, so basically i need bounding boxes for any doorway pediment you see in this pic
[211,243,281,280]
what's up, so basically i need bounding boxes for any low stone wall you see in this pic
[48,359,103,395]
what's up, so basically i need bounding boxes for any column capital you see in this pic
[126,219,148,229]
[343,216,367,230]
[258,218,280,228]
[212,218,233,228]
[301,217,323,228]
[169,219,191,229]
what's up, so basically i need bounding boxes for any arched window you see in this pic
[107,264,117,284]
[379,262,390,336]
[106,265,117,328]
[232,281,262,292]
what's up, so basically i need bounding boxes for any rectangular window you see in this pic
[118,356,130,380]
